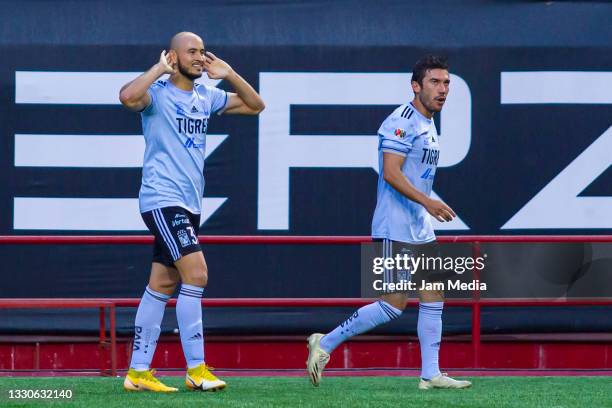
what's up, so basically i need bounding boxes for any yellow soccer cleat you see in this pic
[185,364,227,391]
[123,368,178,392]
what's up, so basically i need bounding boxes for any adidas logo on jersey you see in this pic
[191,106,198,113]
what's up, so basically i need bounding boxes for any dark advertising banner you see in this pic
[1,46,610,317]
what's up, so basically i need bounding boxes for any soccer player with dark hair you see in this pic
[307,55,471,390]
[119,32,264,392]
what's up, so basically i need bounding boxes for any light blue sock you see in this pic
[319,300,402,353]
[418,302,444,380]
[177,284,205,369]
[129,286,170,371]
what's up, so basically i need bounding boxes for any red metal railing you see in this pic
[1,235,611,375]
[1,235,612,244]
[0,299,116,375]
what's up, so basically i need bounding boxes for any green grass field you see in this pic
[1,376,611,408]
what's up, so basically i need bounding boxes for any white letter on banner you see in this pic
[501,72,612,229]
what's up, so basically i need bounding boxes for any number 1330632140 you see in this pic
[6,389,73,400]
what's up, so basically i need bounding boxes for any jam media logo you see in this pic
[13,71,228,231]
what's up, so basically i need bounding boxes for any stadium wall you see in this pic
[1,1,611,334]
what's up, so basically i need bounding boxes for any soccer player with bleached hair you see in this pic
[119,32,264,392]
[307,55,471,390]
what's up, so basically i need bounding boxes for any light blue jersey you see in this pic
[139,80,228,214]
[371,103,440,244]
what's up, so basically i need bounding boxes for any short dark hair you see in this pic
[411,55,449,85]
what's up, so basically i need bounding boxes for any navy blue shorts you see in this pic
[141,206,201,266]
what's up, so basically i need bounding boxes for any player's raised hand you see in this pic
[204,51,233,79]
[424,198,456,222]
[158,50,176,75]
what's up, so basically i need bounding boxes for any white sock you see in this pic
[418,302,444,380]
[319,300,402,353]
[176,284,205,369]
[129,286,170,371]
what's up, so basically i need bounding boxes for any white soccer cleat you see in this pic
[306,333,330,387]
[418,373,472,390]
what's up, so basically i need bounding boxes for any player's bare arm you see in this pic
[119,50,177,112]
[382,152,456,222]
[204,51,265,115]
